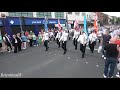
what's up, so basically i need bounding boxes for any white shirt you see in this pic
[89,33,97,42]
[56,31,61,39]
[3,36,10,43]
[73,31,80,39]
[49,32,53,37]
[15,38,18,43]
[59,31,68,42]
[43,32,49,41]
[77,33,87,44]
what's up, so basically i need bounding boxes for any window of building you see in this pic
[36,12,51,18]
[68,12,72,14]
[75,12,79,15]
[55,12,64,19]
[8,12,33,17]
[82,12,84,16]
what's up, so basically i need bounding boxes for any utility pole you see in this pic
[19,16,23,33]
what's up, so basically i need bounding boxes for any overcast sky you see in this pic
[102,12,120,17]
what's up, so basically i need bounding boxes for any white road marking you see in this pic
[96,65,99,67]
[76,60,79,61]
[86,62,88,64]
[68,57,70,59]
[54,54,56,55]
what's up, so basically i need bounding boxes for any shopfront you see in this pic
[3,17,66,37]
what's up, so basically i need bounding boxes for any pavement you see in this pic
[0,39,118,78]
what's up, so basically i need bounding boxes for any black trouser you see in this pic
[56,38,60,47]
[18,42,22,51]
[73,38,78,50]
[44,40,48,51]
[14,43,18,53]
[7,43,12,51]
[62,41,67,54]
[80,44,86,58]
[89,41,95,53]
[29,39,33,47]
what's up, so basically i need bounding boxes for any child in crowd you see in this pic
[21,33,27,49]
[32,33,37,46]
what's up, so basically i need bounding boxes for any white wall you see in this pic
[33,12,37,17]
[51,12,55,18]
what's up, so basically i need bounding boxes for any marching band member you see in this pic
[88,30,97,53]
[42,31,49,51]
[77,31,87,58]
[56,30,62,48]
[59,29,68,54]
[73,29,80,50]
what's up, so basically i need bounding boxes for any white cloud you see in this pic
[102,12,120,17]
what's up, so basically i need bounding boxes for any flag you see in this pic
[58,19,62,30]
[74,19,79,30]
[83,13,88,37]
[94,13,98,33]
[44,16,48,31]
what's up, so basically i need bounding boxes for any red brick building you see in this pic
[96,12,109,25]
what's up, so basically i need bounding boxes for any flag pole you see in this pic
[19,16,23,33]
[66,12,68,30]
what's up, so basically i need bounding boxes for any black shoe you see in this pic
[63,50,67,55]
[75,48,77,50]
[81,56,84,58]
[46,49,48,51]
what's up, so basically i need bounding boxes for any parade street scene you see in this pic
[0,12,120,78]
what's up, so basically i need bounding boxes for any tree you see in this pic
[110,18,114,24]
[116,17,120,25]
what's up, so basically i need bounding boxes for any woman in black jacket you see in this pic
[12,35,18,53]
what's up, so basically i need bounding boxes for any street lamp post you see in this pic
[66,12,68,30]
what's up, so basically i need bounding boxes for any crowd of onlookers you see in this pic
[0,29,56,54]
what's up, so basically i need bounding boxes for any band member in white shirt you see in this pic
[42,31,49,51]
[72,29,80,50]
[88,30,97,53]
[77,31,87,58]
[12,35,18,53]
[59,30,68,54]
[56,30,62,48]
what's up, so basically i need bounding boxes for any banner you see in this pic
[83,13,88,37]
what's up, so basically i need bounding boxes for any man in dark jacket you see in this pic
[16,33,22,51]
[3,33,13,52]
[100,30,111,60]
[103,38,119,78]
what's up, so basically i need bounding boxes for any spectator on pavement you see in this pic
[0,34,2,53]
[103,37,119,78]
[21,33,27,49]
[100,30,111,60]
[16,33,22,51]
[3,33,13,52]
[32,33,37,46]
[12,35,18,53]
[28,32,33,47]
